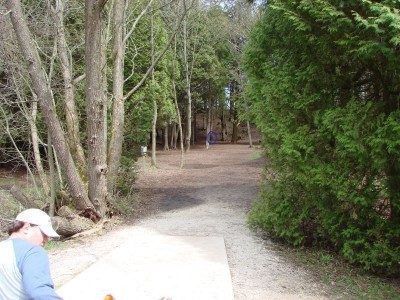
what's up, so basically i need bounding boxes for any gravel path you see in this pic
[50,144,328,300]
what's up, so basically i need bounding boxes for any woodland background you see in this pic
[0,0,400,278]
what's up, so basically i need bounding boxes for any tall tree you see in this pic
[5,0,93,211]
[108,0,186,184]
[244,0,400,275]
[107,0,154,192]
[85,0,108,216]
[52,0,87,171]
[225,0,258,144]
[182,3,192,151]
[150,2,158,166]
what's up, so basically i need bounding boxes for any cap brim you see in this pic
[39,224,60,238]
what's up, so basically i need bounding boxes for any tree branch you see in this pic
[124,2,190,101]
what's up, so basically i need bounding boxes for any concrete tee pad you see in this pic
[57,227,234,300]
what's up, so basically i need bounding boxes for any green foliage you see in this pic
[113,157,140,217]
[125,90,153,151]
[123,1,176,147]
[245,0,400,276]
[174,5,232,114]
[114,156,139,197]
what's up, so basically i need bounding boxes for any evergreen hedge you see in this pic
[243,0,400,275]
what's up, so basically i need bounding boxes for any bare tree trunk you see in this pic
[5,0,92,211]
[107,0,125,193]
[85,0,108,216]
[173,80,184,168]
[53,0,87,172]
[193,109,197,143]
[183,15,192,152]
[220,109,227,141]
[172,36,184,168]
[230,82,239,144]
[48,131,56,217]
[163,126,169,151]
[170,123,177,150]
[30,97,50,196]
[247,120,253,148]
[206,98,211,150]
[231,121,239,143]
[151,97,158,167]
[150,5,157,167]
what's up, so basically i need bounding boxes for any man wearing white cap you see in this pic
[0,208,63,299]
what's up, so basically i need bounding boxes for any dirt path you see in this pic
[50,144,328,300]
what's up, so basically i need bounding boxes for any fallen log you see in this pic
[52,206,95,237]
[62,219,109,240]
[57,205,78,219]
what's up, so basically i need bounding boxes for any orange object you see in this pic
[104,294,114,300]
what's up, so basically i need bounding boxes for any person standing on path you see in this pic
[0,208,63,300]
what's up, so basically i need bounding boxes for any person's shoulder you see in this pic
[0,238,14,250]
[11,238,35,248]
[11,238,45,255]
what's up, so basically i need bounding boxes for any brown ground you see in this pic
[48,142,328,300]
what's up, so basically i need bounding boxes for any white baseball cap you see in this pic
[16,208,60,238]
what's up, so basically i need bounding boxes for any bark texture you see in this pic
[183,16,192,152]
[107,0,125,193]
[85,0,108,217]
[54,0,87,171]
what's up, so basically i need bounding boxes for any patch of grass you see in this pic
[248,150,263,160]
[44,240,68,251]
[276,245,400,300]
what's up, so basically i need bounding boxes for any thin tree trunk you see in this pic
[30,97,50,196]
[123,0,187,101]
[220,109,227,141]
[151,98,158,167]
[85,0,108,216]
[193,109,197,143]
[48,131,56,216]
[183,16,192,152]
[150,5,157,167]
[5,0,92,211]
[206,97,211,149]
[170,123,176,149]
[173,80,184,168]
[163,126,169,151]
[54,0,87,171]
[172,36,184,168]
[107,0,125,194]
[247,120,253,148]
[206,114,211,148]
[230,82,239,144]
[14,81,50,196]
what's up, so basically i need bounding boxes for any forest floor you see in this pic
[48,142,328,300]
